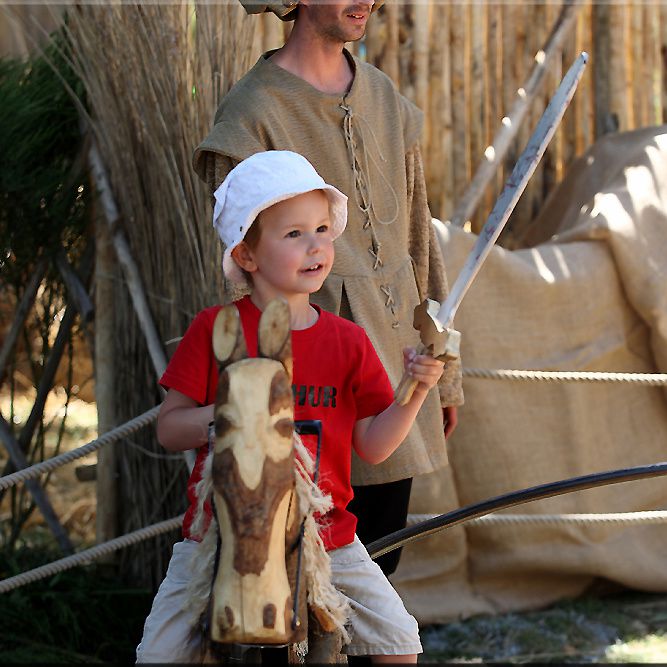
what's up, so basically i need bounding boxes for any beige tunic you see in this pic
[193,51,463,485]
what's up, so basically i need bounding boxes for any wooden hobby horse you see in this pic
[187,299,349,663]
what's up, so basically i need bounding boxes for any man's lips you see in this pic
[345,7,369,20]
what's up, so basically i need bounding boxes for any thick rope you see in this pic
[463,368,667,385]
[0,514,183,594]
[408,510,667,527]
[3,369,665,494]
[0,405,160,492]
[5,509,667,595]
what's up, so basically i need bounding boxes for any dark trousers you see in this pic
[346,477,413,666]
[348,477,413,577]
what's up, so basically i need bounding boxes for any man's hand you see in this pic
[442,406,458,439]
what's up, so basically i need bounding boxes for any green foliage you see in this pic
[0,29,88,288]
[0,544,153,663]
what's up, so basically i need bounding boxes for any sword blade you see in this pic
[437,52,588,329]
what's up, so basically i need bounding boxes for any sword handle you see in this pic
[394,342,428,406]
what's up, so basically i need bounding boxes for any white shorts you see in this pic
[136,535,421,662]
[136,540,203,663]
[330,535,422,657]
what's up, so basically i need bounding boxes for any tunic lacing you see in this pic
[340,95,401,328]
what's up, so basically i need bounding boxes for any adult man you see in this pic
[193,0,463,580]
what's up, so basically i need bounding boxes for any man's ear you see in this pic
[231,242,257,274]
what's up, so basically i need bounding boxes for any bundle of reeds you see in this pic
[63,3,260,587]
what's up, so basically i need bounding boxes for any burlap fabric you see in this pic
[393,126,667,621]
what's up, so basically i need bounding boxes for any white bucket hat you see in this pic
[213,150,348,284]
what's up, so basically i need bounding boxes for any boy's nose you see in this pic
[308,235,326,252]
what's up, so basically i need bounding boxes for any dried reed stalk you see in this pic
[439,3,454,223]
[662,4,667,124]
[578,1,593,151]
[646,3,661,126]
[562,4,579,168]
[383,2,400,86]
[631,3,644,128]
[450,3,469,212]
[609,2,629,131]
[501,3,518,172]
[63,2,258,587]
[469,3,485,232]
[486,3,502,208]
[426,3,445,220]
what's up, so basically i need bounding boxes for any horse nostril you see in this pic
[263,603,277,629]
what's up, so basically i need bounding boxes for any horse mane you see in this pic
[184,432,350,644]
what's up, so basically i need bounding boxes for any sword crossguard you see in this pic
[394,299,461,406]
[413,299,461,362]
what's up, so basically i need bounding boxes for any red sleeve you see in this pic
[159,308,218,406]
[352,331,394,420]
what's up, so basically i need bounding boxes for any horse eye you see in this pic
[274,418,294,439]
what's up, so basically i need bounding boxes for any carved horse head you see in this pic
[209,299,304,645]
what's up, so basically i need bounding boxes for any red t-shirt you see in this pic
[159,296,394,551]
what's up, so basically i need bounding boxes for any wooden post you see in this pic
[438,3,458,220]
[520,2,545,233]
[562,4,578,167]
[0,249,89,488]
[0,415,74,554]
[384,2,400,86]
[55,250,94,325]
[0,257,47,385]
[631,3,644,128]
[661,4,667,124]
[578,2,593,152]
[593,3,612,137]
[88,138,196,471]
[486,3,502,208]
[646,3,661,126]
[450,0,584,229]
[428,3,445,219]
[95,212,118,550]
[469,2,486,232]
[609,3,629,132]
[413,2,429,123]
[450,3,469,216]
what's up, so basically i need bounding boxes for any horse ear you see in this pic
[257,298,292,380]
[212,305,247,368]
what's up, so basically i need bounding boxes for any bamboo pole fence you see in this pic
[361,0,667,239]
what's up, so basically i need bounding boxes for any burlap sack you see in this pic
[393,126,667,621]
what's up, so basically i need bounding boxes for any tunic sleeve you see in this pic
[406,143,464,407]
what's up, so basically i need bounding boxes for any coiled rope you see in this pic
[0,514,183,594]
[0,405,160,492]
[463,368,667,385]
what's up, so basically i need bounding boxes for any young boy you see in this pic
[136,151,445,663]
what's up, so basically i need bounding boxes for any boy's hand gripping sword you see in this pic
[395,52,588,406]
